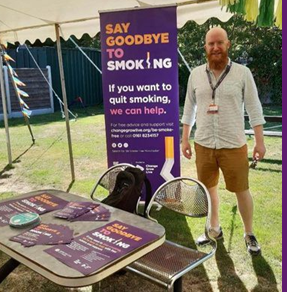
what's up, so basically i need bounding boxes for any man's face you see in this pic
[205,31,230,67]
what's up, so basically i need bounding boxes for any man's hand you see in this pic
[252,125,266,161]
[253,143,266,161]
[182,140,192,159]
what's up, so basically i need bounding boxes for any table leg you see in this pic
[173,277,182,292]
[0,258,20,283]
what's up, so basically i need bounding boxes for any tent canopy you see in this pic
[0,0,237,44]
[0,0,281,45]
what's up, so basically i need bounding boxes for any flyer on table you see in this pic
[0,193,68,227]
[100,6,180,192]
[45,220,159,275]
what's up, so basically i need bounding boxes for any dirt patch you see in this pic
[0,263,215,292]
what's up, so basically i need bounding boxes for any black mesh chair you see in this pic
[90,163,134,202]
[126,177,217,292]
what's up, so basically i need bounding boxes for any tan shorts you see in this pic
[194,143,249,192]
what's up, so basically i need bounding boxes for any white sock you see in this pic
[211,226,221,233]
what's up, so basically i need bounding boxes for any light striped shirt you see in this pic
[181,60,266,149]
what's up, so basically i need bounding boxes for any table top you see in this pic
[0,189,165,287]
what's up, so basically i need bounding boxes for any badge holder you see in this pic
[207,104,219,114]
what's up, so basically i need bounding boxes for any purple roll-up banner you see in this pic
[100,6,180,193]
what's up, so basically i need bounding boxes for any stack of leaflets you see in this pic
[53,201,98,221]
[9,223,74,247]
[70,205,111,222]
[54,202,111,222]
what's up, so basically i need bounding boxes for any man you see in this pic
[181,27,266,256]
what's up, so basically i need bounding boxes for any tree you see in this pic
[178,16,282,105]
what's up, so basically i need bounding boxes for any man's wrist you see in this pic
[254,140,265,147]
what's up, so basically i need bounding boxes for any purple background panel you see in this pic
[100,6,180,193]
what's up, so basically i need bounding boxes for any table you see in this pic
[0,189,165,287]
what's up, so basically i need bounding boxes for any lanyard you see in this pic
[206,62,232,101]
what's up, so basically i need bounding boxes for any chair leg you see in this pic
[173,277,183,292]
[0,258,20,284]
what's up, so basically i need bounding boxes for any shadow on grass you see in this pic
[0,143,34,181]
[216,241,248,292]
[227,205,237,253]
[216,205,248,291]
[251,255,279,292]
[0,166,14,180]
[259,158,282,165]
[248,157,282,173]
[217,205,279,292]
[152,208,214,291]
[248,158,282,166]
[0,106,104,128]
[250,168,282,174]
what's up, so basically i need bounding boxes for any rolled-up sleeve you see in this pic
[181,71,197,126]
[244,68,266,128]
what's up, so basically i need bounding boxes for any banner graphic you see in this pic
[45,220,159,275]
[100,6,180,192]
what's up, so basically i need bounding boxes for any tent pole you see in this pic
[55,24,75,181]
[0,51,12,166]
[23,115,35,143]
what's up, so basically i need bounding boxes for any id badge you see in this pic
[207,104,219,114]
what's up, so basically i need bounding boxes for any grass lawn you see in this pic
[0,106,282,292]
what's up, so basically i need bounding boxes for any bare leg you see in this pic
[235,189,254,233]
[208,185,220,228]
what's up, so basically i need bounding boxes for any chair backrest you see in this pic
[90,163,134,201]
[145,177,212,244]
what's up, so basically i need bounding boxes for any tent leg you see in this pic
[24,115,35,144]
[55,24,75,181]
[0,50,12,166]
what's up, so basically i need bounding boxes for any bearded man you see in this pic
[181,27,266,255]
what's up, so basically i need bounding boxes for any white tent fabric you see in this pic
[0,0,233,44]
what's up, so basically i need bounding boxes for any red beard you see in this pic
[207,51,228,70]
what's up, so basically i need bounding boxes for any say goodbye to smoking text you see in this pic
[105,22,170,62]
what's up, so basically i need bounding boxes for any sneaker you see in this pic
[245,234,261,256]
[196,227,223,246]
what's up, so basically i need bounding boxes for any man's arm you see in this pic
[253,124,266,160]
[182,124,192,159]
[181,70,197,160]
[243,68,266,161]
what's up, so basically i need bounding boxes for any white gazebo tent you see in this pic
[0,0,281,179]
